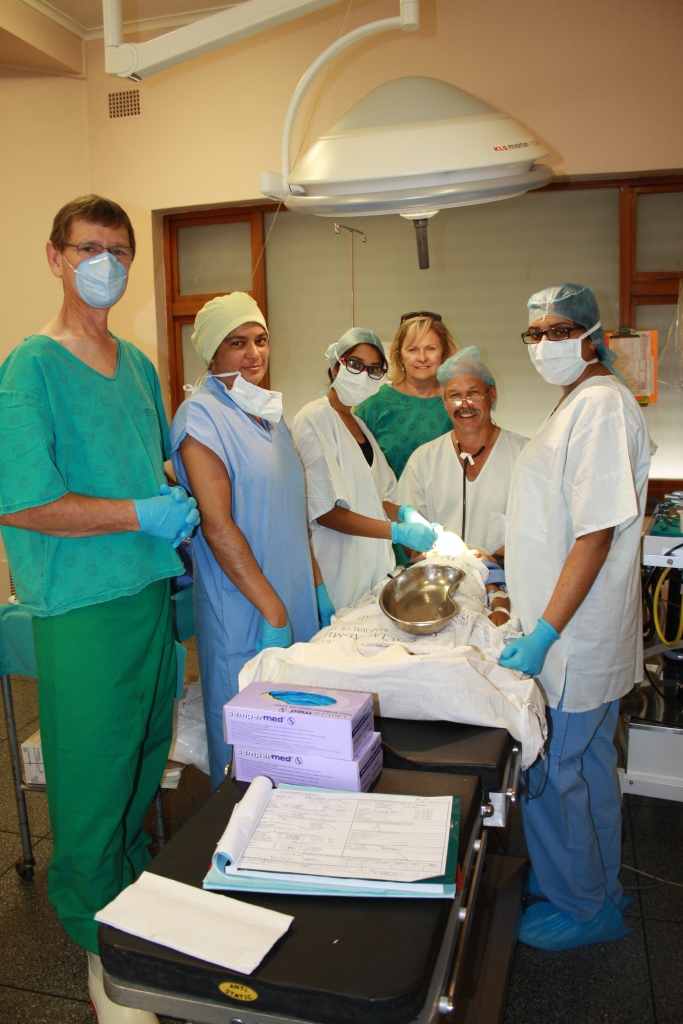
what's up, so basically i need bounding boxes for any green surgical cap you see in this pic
[437,345,496,388]
[527,283,616,366]
[191,292,268,367]
[325,327,385,368]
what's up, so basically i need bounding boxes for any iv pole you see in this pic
[335,224,366,326]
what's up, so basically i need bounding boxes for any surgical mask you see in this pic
[528,322,600,385]
[184,371,283,423]
[66,252,128,309]
[331,364,383,406]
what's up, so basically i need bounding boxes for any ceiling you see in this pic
[22,1,239,39]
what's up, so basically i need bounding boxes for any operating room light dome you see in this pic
[280,76,553,217]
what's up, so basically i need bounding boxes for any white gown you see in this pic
[397,428,528,553]
[505,376,650,712]
[291,397,397,611]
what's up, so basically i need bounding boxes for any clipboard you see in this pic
[605,327,658,404]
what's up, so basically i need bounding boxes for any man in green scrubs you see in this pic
[0,196,199,1024]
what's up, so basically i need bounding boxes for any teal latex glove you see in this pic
[315,583,335,627]
[499,618,560,676]
[133,487,200,548]
[255,619,293,654]
[391,520,438,552]
[398,504,432,528]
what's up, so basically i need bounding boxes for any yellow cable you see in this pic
[653,568,683,647]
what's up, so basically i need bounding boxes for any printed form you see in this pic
[238,788,453,883]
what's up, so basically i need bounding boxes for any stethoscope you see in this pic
[454,424,497,541]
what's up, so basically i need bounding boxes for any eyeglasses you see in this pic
[521,325,582,344]
[341,356,387,380]
[444,390,488,407]
[64,242,134,262]
[400,311,442,324]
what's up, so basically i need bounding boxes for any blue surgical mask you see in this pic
[66,252,128,309]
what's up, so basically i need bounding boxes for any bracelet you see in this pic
[487,607,511,619]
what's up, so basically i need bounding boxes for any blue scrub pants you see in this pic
[521,697,624,923]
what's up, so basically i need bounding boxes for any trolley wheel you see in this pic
[15,859,35,881]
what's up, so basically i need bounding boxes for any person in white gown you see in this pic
[501,282,650,952]
[397,346,527,556]
[291,328,438,611]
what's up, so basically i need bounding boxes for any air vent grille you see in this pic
[108,90,141,119]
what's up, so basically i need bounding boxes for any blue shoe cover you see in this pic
[527,868,544,898]
[528,868,633,911]
[519,897,631,951]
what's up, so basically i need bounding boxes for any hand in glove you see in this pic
[315,584,335,628]
[391,520,438,552]
[133,485,200,548]
[255,619,293,654]
[498,618,559,676]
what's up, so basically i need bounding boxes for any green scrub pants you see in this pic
[32,579,176,953]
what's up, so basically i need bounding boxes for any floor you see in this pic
[1,674,682,1024]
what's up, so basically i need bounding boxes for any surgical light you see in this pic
[262,75,553,268]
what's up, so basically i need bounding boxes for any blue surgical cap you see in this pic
[437,345,496,389]
[527,283,617,367]
[325,327,385,369]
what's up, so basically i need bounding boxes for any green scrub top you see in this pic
[355,383,452,479]
[0,334,182,617]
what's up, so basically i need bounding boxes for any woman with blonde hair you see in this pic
[355,312,456,479]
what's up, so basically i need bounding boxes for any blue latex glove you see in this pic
[391,520,438,552]
[398,504,432,528]
[255,619,293,654]
[133,487,200,548]
[315,583,335,627]
[159,483,201,546]
[499,618,559,676]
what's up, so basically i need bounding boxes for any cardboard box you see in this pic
[225,682,373,761]
[21,729,45,786]
[234,730,383,791]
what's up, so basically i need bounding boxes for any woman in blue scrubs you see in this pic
[171,293,319,789]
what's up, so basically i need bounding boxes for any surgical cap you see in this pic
[527,283,616,366]
[325,327,385,368]
[437,346,496,388]
[191,292,268,367]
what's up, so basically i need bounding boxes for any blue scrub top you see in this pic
[170,375,318,669]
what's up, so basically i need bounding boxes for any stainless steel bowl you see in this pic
[379,563,465,635]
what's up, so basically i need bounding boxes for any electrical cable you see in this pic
[643,663,682,715]
[620,864,683,889]
[652,564,683,648]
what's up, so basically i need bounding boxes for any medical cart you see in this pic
[99,721,525,1024]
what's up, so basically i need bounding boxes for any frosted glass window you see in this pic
[181,323,208,389]
[636,192,683,272]
[177,220,252,294]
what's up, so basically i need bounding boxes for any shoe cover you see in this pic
[527,868,634,911]
[527,867,543,898]
[519,897,631,951]
[88,953,160,1023]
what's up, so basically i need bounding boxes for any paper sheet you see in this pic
[237,788,453,883]
[95,871,292,975]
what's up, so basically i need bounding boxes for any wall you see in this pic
[0,72,88,601]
